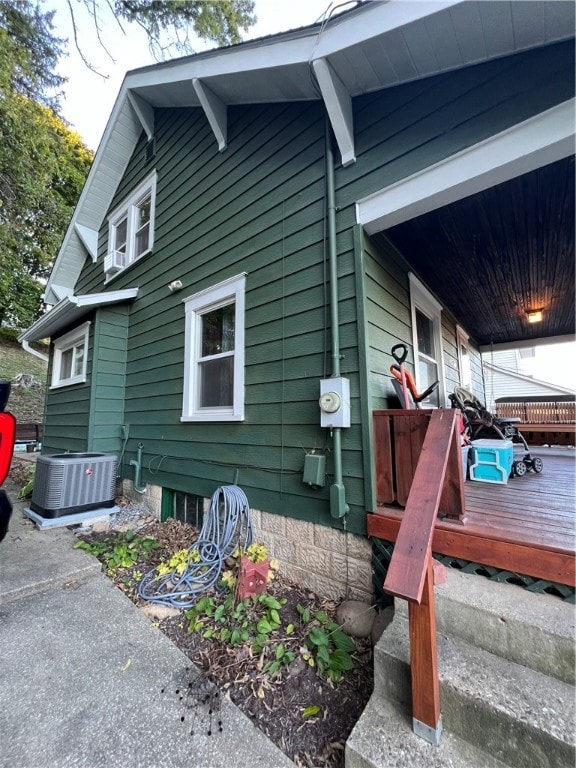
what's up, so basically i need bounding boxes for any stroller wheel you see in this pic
[532,457,544,474]
[513,460,527,477]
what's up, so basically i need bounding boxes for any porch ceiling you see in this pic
[384,155,575,347]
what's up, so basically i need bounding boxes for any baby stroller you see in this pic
[449,387,543,477]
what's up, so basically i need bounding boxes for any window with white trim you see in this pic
[456,326,472,390]
[409,273,444,407]
[182,274,246,422]
[105,172,156,279]
[51,322,90,388]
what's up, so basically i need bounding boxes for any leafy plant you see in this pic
[185,592,285,649]
[74,530,159,574]
[155,547,200,577]
[297,604,357,683]
[17,464,35,499]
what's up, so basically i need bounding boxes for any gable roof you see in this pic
[44,0,575,308]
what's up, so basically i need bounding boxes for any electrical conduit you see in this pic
[130,442,146,493]
[325,118,349,520]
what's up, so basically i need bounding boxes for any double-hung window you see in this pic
[105,172,156,279]
[409,273,444,407]
[182,274,246,422]
[51,322,89,388]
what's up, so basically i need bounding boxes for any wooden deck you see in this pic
[368,450,576,588]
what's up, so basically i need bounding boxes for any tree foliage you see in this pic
[0,4,93,329]
[114,0,256,49]
[70,0,256,64]
[0,0,257,328]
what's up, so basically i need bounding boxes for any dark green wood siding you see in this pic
[43,323,93,454]
[45,41,572,534]
[74,101,367,534]
[88,306,129,455]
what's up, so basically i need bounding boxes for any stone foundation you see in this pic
[119,481,374,603]
[120,479,162,517]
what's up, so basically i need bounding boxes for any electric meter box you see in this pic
[319,377,351,428]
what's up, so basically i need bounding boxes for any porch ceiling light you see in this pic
[527,309,543,324]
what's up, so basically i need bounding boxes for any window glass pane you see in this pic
[199,357,233,407]
[114,217,127,252]
[459,343,471,387]
[173,492,204,529]
[73,344,85,377]
[137,195,151,227]
[135,222,149,257]
[416,309,434,357]
[60,349,73,380]
[201,305,235,356]
[417,357,439,406]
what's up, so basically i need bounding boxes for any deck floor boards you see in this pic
[371,450,575,586]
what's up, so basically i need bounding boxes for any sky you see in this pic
[53,0,336,151]
[50,0,575,392]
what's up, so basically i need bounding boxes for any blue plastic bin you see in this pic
[469,439,514,484]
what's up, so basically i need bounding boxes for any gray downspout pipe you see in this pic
[325,119,349,520]
[130,442,146,494]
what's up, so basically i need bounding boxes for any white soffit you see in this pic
[356,99,576,234]
[19,288,139,343]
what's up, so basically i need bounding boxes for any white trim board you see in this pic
[356,99,575,233]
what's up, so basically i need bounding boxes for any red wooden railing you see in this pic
[382,409,464,745]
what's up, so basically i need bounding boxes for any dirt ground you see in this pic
[72,516,374,768]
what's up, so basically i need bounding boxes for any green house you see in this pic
[20,2,575,601]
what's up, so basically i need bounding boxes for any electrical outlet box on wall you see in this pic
[319,377,350,429]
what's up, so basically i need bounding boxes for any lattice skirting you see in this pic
[371,538,575,604]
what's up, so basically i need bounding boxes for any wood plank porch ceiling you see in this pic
[385,156,575,346]
[369,452,575,588]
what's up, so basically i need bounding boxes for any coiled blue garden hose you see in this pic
[138,485,253,608]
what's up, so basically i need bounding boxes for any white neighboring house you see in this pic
[482,349,575,411]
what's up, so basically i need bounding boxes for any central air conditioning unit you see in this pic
[30,453,118,519]
[104,250,126,274]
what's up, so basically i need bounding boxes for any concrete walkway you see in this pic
[0,478,294,768]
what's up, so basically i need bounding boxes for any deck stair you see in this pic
[346,569,575,768]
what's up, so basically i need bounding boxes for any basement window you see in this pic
[162,489,205,530]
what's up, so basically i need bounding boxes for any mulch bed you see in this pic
[75,518,374,768]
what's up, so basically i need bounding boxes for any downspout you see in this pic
[325,118,349,520]
[20,339,49,363]
[130,442,146,493]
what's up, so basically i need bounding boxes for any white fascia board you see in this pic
[19,288,139,343]
[192,78,227,151]
[127,90,155,141]
[74,223,98,263]
[312,0,462,58]
[356,99,575,233]
[312,57,355,166]
[125,34,318,92]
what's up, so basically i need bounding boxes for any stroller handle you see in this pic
[391,344,408,365]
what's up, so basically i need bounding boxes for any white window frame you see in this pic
[456,325,472,390]
[105,171,157,280]
[182,274,246,422]
[409,273,445,406]
[51,322,90,388]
